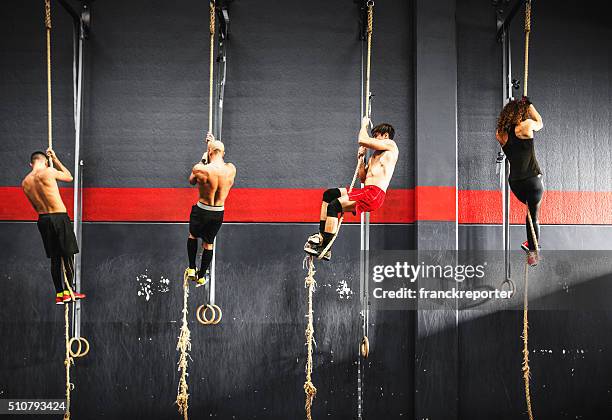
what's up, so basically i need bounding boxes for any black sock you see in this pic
[322,232,334,248]
[200,249,214,276]
[187,238,198,269]
[63,256,75,288]
[319,220,325,234]
[50,256,64,294]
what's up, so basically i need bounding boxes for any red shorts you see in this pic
[347,185,386,215]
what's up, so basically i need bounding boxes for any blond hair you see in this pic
[208,140,225,154]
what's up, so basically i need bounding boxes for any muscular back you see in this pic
[191,161,236,206]
[365,149,398,192]
[22,168,68,214]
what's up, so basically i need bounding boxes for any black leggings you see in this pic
[50,255,74,294]
[509,175,544,251]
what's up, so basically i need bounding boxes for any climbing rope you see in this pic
[318,1,374,259]
[364,1,374,119]
[303,256,317,420]
[208,1,215,134]
[523,0,531,98]
[61,260,75,420]
[521,3,537,419]
[521,259,533,420]
[47,5,74,416]
[176,272,192,420]
[63,304,74,420]
[176,4,218,414]
[44,0,53,164]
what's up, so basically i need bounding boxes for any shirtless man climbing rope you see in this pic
[304,117,399,260]
[185,133,236,285]
[22,149,85,305]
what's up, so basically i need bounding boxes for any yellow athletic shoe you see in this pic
[185,268,197,282]
[195,270,210,287]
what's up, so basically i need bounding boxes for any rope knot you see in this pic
[305,275,316,288]
[304,381,317,397]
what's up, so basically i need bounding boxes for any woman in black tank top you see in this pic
[496,98,544,264]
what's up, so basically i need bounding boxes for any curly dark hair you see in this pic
[496,98,531,134]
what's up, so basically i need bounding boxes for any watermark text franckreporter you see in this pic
[372,287,512,300]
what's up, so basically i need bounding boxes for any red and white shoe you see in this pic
[56,293,64,305]
[521,241,530,253]
[63,291,86,303]
[73,291,86,300]
[521,240,541,253]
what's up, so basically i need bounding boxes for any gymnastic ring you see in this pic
[366,0,374,7]
[69,337,89,358]
[78,337,90,357]
[196,304,216,325]
[68,337,81,357]
[360,336,369,358]
[500,278,516,297]
[211,304,222,325]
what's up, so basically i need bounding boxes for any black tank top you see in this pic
[502,125,541,181]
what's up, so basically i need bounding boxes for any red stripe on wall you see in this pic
[415,186,456,221]
[0,187,413,223]
[0,187,76,220]
[1,187,610,224]
[84,188,414,223]
[458,190,612,225]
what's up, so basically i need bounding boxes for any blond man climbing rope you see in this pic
[304,117,398,260]
[22,149,86,305]
[185,132,236,285]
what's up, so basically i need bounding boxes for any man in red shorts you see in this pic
[304,117,398,260]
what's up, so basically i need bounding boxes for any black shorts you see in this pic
[189,205,224,244]
[37,213,80,258]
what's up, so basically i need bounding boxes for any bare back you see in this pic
[191,161,236,206]
[22,168,67,214]
[365,149,398,192]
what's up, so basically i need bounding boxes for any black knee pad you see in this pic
[327,198,343,217]
[323,188,341,203]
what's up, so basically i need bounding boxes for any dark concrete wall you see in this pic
[0,222,413,419]
[0,0,413,189]
[414,1,459,418]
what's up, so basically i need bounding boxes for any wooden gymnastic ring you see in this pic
[77,337,90,358]
[360,336,369,358]
[68,337,81,357]
[69,337,90,358]
[211,304,222,325]
[196,304,215,325]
